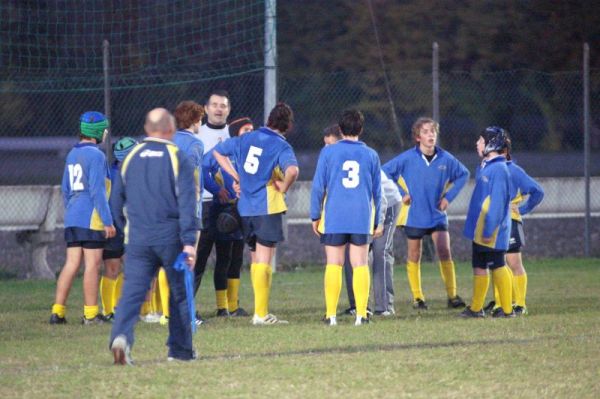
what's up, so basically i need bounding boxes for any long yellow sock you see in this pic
[513,273,527,307]
[151,281,161,314]
[439,260,457,298]
[114,272,124,308]
[506,266,515,301]
[140,300,151,316]
[216,290,228,310]
[227,278,241,312]
[52,304,66,318]
[407,261,424,301]
[83,305,99,320]
[324,264,343,318]
[100,276,117,315]
[493,276,500,306]
[158,268,170,317]
[251,263,271,318]
[492,266,513,314]
[471,274,490,312]
[353,265,370,318]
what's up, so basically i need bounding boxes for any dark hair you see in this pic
[501,136,512,160]
[323,124,342,139]
[411,117,439,142]
[228,117,253,137]
[267,102,294,133]
[174,101,205,129]
[205,89,231,105]
[338,109,364,136]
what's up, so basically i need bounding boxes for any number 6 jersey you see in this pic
[61,142,113,231]
[310,140,382,234]
[214,127,298,216]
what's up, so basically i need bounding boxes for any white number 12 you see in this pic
[68,163,84,191]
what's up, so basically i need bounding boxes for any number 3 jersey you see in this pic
[214,127,298,217]
[310,140,382,235]
[61,142,113,231]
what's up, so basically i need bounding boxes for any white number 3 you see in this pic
[68,163,84,191]
[244,145,263,175]
[342,160,360,188]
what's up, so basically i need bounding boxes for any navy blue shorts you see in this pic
[103,248,124,260]
[403,224,448,240]
[65,227,105,249]
[507,220,525,253]
[320,233,371,246]
[472,242,506,269]
[241,213,284,252]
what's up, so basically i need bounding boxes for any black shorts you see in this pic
[507,220,525,253]
[320,233,371,246]
[403,224,448,240]
[472,242,506,269]
[200,201,213,233]
[64,227,105,249]
[241,213,284,252]
[102,248,124,260]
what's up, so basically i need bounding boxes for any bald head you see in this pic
[144,108,176,139]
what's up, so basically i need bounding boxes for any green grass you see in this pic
[1,258,600,398]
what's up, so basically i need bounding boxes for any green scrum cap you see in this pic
[80,111,109,142]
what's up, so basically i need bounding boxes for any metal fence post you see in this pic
[103,39,113,165]
[583,42,591,257]
[432,42,440,123]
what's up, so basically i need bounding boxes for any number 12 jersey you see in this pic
[311,140,382,235]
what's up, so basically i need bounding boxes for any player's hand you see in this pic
[439,198,449,212]
[481,236,493,245]
[273,179,285,193]
[183,245,196,270]
[312,220,321,237]
[104,225,116,239]
[233,181,241,197]
[217,188,229,204]
[510,203,519,211]
[402,194,412,205]
[373,225,384,238]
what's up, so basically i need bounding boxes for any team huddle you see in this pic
[48,90,544,364]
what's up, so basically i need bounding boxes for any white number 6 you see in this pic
[244,145,263,175]
[342,160,360,188]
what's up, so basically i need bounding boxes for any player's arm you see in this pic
[202,153,228,202]
[177,151,200,268]
[382,156,409,204]
[213,138,240,185]
[310,150,327,236]
[61,164,70,205]
[444,157,470,203]
[89,154,115,238]
[274,146,299,193]
[516,168,545,215]
[110,166,126,232]
[482,168,510,242]
[372,155,382,230]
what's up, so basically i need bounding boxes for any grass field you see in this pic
[1,258,599,398]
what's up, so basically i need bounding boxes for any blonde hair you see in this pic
[412,117,439,142]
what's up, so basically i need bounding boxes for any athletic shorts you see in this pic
[64,227,105,249]
[102,248,124,260]
[241,213,284,252]
[403,224,448,240]
[320,233,371,246]
[472,242,506,269]
[507,220,525,253]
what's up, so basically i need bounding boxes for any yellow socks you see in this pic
[492,266,513,314]
[100,276,117,315]
[83,305,99,320]
[352,265,370,318]
[407,261,424,301]
[227,278,241,312]
[140,299,151,316]
[513,273,527,307]
[52,303,66,318]
[439,260,457,298]
[114,272,124,308]
[324,264,343,318]
[158,268,170,317]
[251,263,271,318]
[216,290,228,310]
[470,274,490,312]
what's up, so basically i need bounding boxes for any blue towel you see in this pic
[172,252,197,334]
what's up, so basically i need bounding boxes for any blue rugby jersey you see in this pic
[463,156,512,250]
[110,138,199,246]
[507,160,544,222]
[310,140,382,235]
[61,142,113,230]
[382,146,469,228]
[203,150,237,204]
[214,127,298,216]
[173,129,204,229]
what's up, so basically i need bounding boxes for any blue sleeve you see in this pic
[382,156,406,197]
[214,136,237,157]
[310,149,328,221]
[372,154,382,228]
[202,153,222,196]
[516,170,545,215]
[88,153,113,226]
[483,168,510,238]
[61,165,70,206]
[110,167,126,231]
[177,151,200,246]
[278,144,298,172]
[444,157,470,203]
